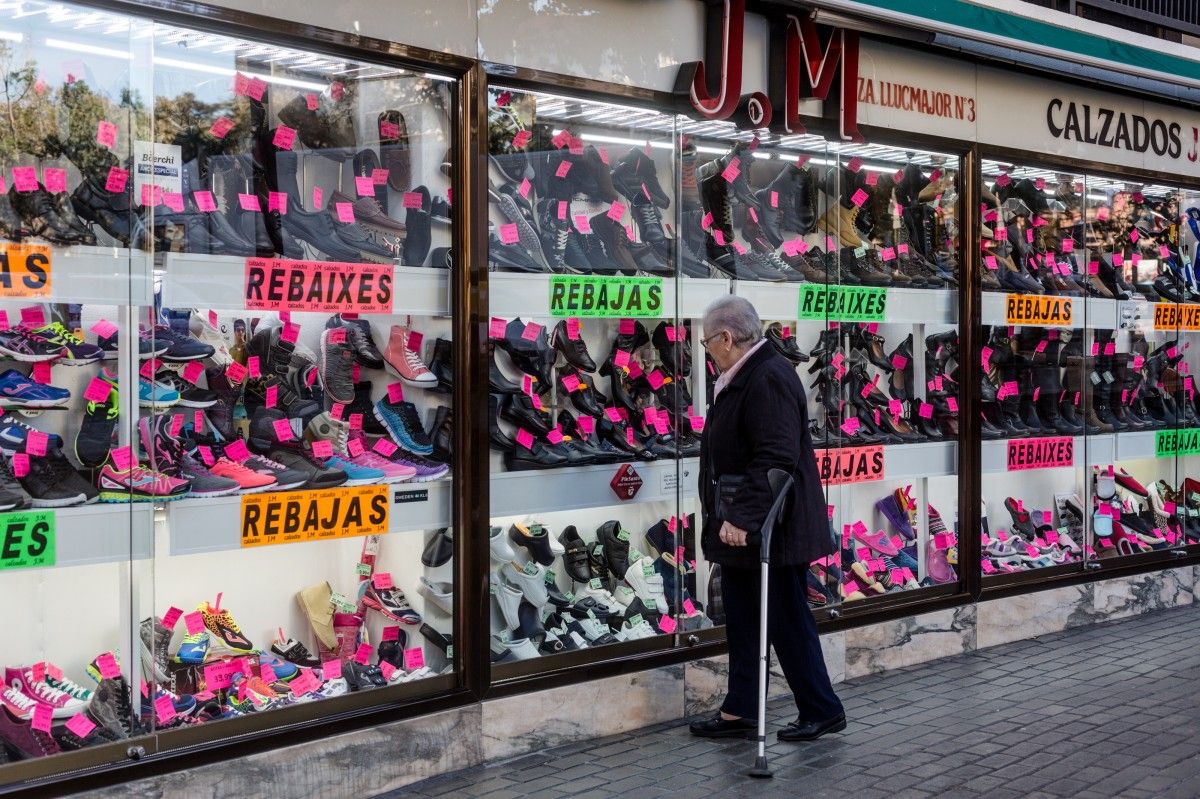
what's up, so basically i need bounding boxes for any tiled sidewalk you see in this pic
[387,605,1200,798]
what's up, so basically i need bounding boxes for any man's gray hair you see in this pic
[702,295,763,346]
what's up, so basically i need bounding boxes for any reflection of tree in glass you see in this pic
[154,91,253,162]
[0,45,56,166]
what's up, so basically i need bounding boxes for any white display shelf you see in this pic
[166,479,452,556]
[490,457,699,518]
[1,503,154,571]
[488,272,730,320]
[6,245,154,307]
[734,283,956,326]
[158,253,449,317]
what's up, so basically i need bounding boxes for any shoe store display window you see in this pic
[486,86,712,668]
[977,159,1196,584]
[683,131,964,615]
[0,0,458,779]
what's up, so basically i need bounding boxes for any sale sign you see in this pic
[244,258,393,314]
[1006,436,1074,471]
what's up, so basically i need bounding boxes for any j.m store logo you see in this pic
[673,0,862,141]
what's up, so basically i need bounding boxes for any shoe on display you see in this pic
[550,319,597,372]
[16,449,92,508]
[271,637,320,669]
[97,461,191,503]
[0,458,29,511]
[596,520,632,582]
[492,572,524,631]
[30,323,103,366]
[573,578,624,617]
[508,522,557,567]
[319,327,358,405]
[243,452,308,491]
[0,704,61,759]
[567,618,618,646]
[421,528,454,568]
[4,668,85,720]
[558,525,593,583]
[0,369,69,409]
[0,326,65,363]
[199,600,255,656]
[138,617,173,683]
[84,678,135,740]
[503,560,550,608]
[418,578,453,615]
[383,324,438,388]
[326,314,385,371]
[207,456,278,493]
[850,524,901,557]
[362,581,423,625]
[615,615,657,641]
[137,376,181,409]
[373,396,435,456]
[296,582,338,653]
[624,556,669,609]
[173,625,210,665]
[505,637,542,660]
[151,325,215,363]
[387,449,450,482]
[346,434,417,483]
[97,327,170,361]
[876,491,916,540]
[489,526,516,561]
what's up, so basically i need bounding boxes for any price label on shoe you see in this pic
[402,648,425,671]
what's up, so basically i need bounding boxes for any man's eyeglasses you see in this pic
[700,330,728,349]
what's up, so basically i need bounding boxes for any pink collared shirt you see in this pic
[713,338,767,400]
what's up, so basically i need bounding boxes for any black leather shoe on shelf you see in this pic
[504,438,569,470]
[488,394,515,451]
[551,320,597,372]
[509,522,557,567]
[499,318,556,386]
[428,338,454,393]
[421,528,453,568]
[597,520,631,579]
[689,713,756,739]
[501,393,552,436]
[490,348,522,394]
[558,525,593,583]
[652,321,692,378]
[777,713,847,742]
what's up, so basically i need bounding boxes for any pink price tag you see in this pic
[110,445,133,471]
[95,652,121,680]
[700,212,713,230]
[657,615,678,634]
[267,192,288,215]
[349,413,363,432]
[521,321,543,341]
[881,247,896,262]
[322,659,342,681]
[11,166,37,193]
[311,439,334,459]
[646,370,665,390]
[850,188,869,208]
[272,418,294,442]
[105,166,128,193]
[65,713,96,739]
[312,186,324,210]
[10,453,27,478]
[280,323,299,344]
[918,402,934,419]
[573,214,593,234]
[226,362,247,383]
[373,438,397,457]
[271,125,297,150]
[384,382,405,404]
[498,223,520,245]
[225,439,250,462]
[561,374,580,393]
[720,160,740,183]
[30,704,52,733]
[353,176,374,197]
[515,428,535,450]
[25,430,47,457]
[683,598,697,616]
[403,648,425,671]
[194,191,217,213]
[335,202,355,224]
[353,642,372,666]
[607,201,626,222]
[576,415,595,437]
[846,157,863,172]
[512,130,531,149]
[246,356,261,379]
[83,377,111,404]
[43,167,66,194]
[154,694,177,724]
[946,396,958,412]
[488,317,507,339]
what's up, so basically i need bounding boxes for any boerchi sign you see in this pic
[674,0,861,140]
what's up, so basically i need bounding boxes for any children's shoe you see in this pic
[199,600,255,655]
[361,582,423,625]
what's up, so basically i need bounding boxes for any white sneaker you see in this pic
[293,677,348,702]
[574,579,624,614]
[612,584,636,607]
[546,526,565,557]
[503,560,549,608]
[491,572,524,631]
[507,637,541,660]
[490,526,515,561]
[623,556,668,609]
[616,617,657,641]
[418,577,454,615]
[573,617,612,642]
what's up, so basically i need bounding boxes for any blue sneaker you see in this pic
[174,629,209,664]
[0,413,63,452]
[257,654,299,682]
[141,689,197,720]
[373,397,434,455]
[326,456,384,486]
[0,369,70,408]
[138,377,181,409]
[152,325,215,363]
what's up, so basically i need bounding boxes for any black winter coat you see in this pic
[699,342,834,568]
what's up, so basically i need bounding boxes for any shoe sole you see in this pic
[30,493,88,508]
[0,347,60,362]
[138,398,182,409]
[777,717,847,742]
[383,362,439,389]
[98,489,190,503]
[102,345,171,361]
[0,397,69,408]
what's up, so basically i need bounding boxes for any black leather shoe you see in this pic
[551,320,597,372]
[421,528,453,567]
[504,439,568,470]
[558,525,593,583]
[689,713,755,739]
[501,393,552,435]
[510,522,557,566]
[778,713,846,742]
[428,338,453,393]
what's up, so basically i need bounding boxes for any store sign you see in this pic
[548,275,663,318]
[813,445,884,485]
[1005,294,1072,327]
[0,511,55,571]
[856,42,977,141]
[1006,437,1074,471]
[133,140,182,197]
[674,0,862,140]
[797,284,886,322]
[610,463,643,500]
[1152,303,1200,331]
[1155,428,1200,458]
[0,243,51,298]
[244,258,394,314]
[240,485,389,548]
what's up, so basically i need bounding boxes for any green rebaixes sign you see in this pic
[0,511,55,571]
[1155,429,1200,458]
[548,276,664,318]
[797,285,887,322]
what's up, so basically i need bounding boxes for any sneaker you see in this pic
[0,369,69,408]
[188,311,233,367]
[138,616,172,682]
[85,678,135,740]
[270,637,320,669]
[16,450,91,507]
[319,327,357,405]
[850,525,901,556]
[151,325,215,362]
[388,449,449,482]
[173,627,209,664]
[74,373,118,468]
[153,370,218,408]
[361,582,423,624]
[346,437,416,483]
[177,454,241,498]
[573,578,624,616]
[382,324,437,388]
[31,323,103,365]
[260,444,348,490]
[199,601,254,655]
[0,704,60,758]
[243,453,307,491]
[0,327,63,362]
[207,456,277,493]
[326,455,385,486]
[373,396,434,455]
[98,328,169,361]
[5,668,85,719]
[0,459,28,511]
[292,676,349,702]
[327,314,384,370]
[503,560,549,607]
[97,462,191,503]
[138,376,181,409]
[228,672,285,712]
[615,615,657,641]
[623,556,669,610]
[43,674,92,705]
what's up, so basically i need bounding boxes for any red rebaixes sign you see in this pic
[244,258,393,314]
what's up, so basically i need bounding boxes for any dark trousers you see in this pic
[719,563,843,722]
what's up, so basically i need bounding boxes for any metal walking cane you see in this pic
[746,468,794,780]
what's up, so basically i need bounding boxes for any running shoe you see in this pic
[140,688,198,723]
[0,458,28,510]
[319,327,356,405]
[138,376,180,409]
[361,582,423,624]
[346,436,415,483]
[153,370,218,408]
[188,310,233,367]
[96,462,191,502]
[207,456,277,493]
[257,444,348,490]
[75,373,118,468]
[270,637,320,668]
[151,325,214,362]
[256,654,299,683]
[327,314,384,370]
[373,396,434,455]
[0,326,63,362]
[173,627,210,664]
[97,329,169,360]
[325,455,384,486]
[243,453,307,490]
[199,600,254,655]
[0,369,69,408]
[228,673,285,713]
[0,414,61,452]
[388,450,449,482]
[177,454,241,498]
[16,448,93,507]
[31,322,103,365]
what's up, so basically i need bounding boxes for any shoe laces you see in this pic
[207,605,243,635]
[395,402,428,441]
[46,675,90,700]
[24,673,68,704]
[249,452,288,471]
[4,686,37,713]
[36,322,81,345]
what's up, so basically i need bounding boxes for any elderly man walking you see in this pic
[689,295,845,743]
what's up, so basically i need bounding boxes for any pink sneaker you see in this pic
[383,325,437,388]
[349,437,416,483]
[851,526,899,556]
[97,463,191,502]
[0,685,38,720]
[5,667,86,719]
